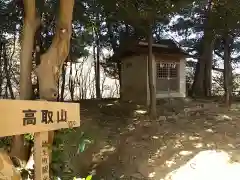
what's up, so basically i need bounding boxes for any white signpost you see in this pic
[0,99,80,180]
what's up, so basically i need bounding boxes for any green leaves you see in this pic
[86,175,93,180]
[77,132,93,154]
[77,139,92,153]
[72,175,92,180]
[24,133,34,142]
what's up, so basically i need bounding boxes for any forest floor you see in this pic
[54,98,240,180]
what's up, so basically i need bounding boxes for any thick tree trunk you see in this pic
[35,0,75,152]
[204,35,215,96]
[10,0,40,163]
[192,38,214,98]
[36,1,74,100]
[32,20,43,100]
[147,25,157,119]
[0,149,22,179]
[192,0,214,97]
[223,33,233,107]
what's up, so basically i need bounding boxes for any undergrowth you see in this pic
[0,128,94,180]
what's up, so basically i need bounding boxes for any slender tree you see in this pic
[147,23,157,119]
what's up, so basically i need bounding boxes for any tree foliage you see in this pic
[1,0,240,177]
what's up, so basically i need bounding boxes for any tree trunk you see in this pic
[147,25,157,119]
[4,84,8,98]
[60,63,66,101]
[69,59,74,101]
[192,52,205,97]
[223,34,233,107]
[0,149,22,179]
[35,0,75,155]
[10,0,40,163]
[204,35,215,97]
[94,9,101,99]
[0,42,3,97]
[191,0,214,97]
[32,18,43,100]
[117,61,122,98]
[191,35,214,97]
[3,43,15,99]
[95,29,101,99]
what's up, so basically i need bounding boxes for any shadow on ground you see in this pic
[55,98,240,180]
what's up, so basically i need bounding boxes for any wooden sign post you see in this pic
[0,99,80,180]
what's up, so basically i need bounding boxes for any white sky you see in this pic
[64,46,119,99]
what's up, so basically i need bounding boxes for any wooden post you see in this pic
[34,132,49,180]
[0,99,80,179]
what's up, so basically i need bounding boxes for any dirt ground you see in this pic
[54,98,240,180]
